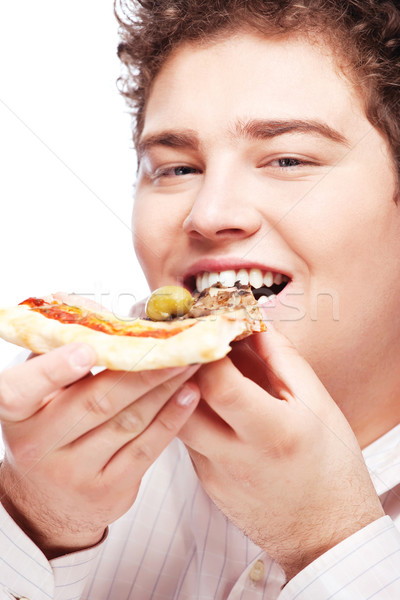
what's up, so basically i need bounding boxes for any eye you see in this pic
[152,165,200,180]
[172,166,198,176]
[276,157,302,168]
[260,155,319,175]
[257,153,322,180]
[268,157,313,169]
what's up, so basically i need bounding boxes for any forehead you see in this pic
[142,32,368,141]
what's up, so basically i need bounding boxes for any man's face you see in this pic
[133,32,400,426]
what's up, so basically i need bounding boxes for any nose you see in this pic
[182,168,262,242]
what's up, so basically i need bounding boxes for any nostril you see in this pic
[215,228,247,237]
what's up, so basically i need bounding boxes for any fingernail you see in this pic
[176,383,199,407]
[69,345,96,369]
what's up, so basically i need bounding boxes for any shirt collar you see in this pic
[362,424,400,496]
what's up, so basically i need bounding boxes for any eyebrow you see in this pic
[235,119,350,147]
[137,130,199,160]
[137,118,349,159]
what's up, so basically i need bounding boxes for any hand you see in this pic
[179,326,384,580]
[0,343,200,558]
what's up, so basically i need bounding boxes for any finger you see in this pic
[192,358,289,441]
[129,298,147,319]
[229,338,276,394]
[178,397,234,453]
[52,291,107,311]
[25,364,199,449]
[0,343,96,421]
[249,323,332,408]
[64,365,200,464]
[101,381,200,482]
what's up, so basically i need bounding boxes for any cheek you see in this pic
[132,193,186,282]
[134,197,169,242]
[281,164,398,277]
[132,196,165,275]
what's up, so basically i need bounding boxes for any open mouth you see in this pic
[191,268,290,305]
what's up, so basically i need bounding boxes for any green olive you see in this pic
[145,286,194,321]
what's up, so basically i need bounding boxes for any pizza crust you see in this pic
[0,304,255,371]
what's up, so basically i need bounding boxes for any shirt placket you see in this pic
[227,553,286,599]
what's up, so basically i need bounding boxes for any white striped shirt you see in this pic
[1,425,399,600]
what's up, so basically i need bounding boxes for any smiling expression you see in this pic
[133,31,400,436]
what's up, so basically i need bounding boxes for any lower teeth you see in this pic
[257,294,276,305]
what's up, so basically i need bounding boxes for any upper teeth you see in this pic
[195,268,288,293]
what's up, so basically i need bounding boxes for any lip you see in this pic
[182,257,293,291]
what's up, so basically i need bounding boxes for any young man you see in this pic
[0,1,399,598]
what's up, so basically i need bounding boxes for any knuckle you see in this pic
[159,378,179,396]
[211,384,237,408]
[157,413,178,433]
[136,368,170,390]
[81,384,114,419]
[136,369,158,388]
[264,430,300,460]
[38,363,63,389]
[0,369,38,420]
[111,408,146,435]
[127,441,155,463]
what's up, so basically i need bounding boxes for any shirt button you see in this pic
[249,559,265,582]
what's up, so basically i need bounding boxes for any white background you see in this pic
[0,1,150,370]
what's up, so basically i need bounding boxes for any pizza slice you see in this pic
[0,284,266,371]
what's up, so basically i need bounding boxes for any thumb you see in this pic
[249,323,331,408]
[0,343,96,422]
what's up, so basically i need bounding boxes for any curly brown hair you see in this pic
[115,0,400,176]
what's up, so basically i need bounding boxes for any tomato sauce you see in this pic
[20,298,193,339]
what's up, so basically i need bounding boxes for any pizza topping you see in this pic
[186,282,267,334]
[18,282,265,343]
[195,269,289,300]
[24,297,47,307]
[146,286,194,321]
[19,298,195,339]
